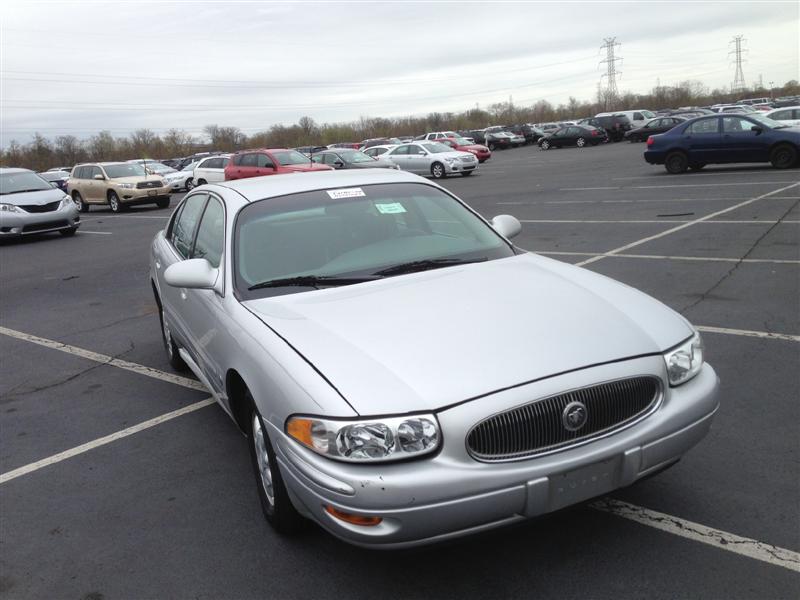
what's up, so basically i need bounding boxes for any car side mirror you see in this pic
[751,126,763,134]
[93,173,105,180]
[164,258,219,290]
[491,214,522,240]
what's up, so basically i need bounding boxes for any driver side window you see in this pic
[170,194,208,259]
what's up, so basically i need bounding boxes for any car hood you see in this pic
[283,164,334,172]
[112,176,165,184]
[349,160,397,169]
[1,187,66,206]
[431,151,475,160]
[244,253,691,415]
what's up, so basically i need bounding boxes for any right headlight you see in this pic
[663,331,704,386]
[286,413,440,463]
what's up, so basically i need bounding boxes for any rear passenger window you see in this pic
[634,112,644,120]
[241,154,258,167]
[171,194,208,259]
[687,118,719,134]
[192,197,224,269]
[256,154,274,168]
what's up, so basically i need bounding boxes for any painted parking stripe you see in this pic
[695,325,800,343]
[560,186,620,191]
[0,398,216,485]
[78,230,113,235]
[575,182,800,268]
[632,181,795,190]
[537,250,800,265]
[614,172,800,180]
[592,499,800,573]
[0,326,206,392]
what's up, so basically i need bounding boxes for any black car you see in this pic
[506,124,544,144]
[578,115,633,142]
[461,130,486,144]
[38,170,70,191]
[310,149,397,170]
[539,125,608,149]
[625,116,688,142]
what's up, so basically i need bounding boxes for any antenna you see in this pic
[599,37,623,109]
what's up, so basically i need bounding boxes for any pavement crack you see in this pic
[56,310,155,340]
[679,198,799,315]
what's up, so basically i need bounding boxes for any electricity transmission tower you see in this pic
[599,38,622,108]
[729,35,747,94]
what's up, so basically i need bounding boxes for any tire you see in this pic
[488,143,496,151]
[770,144,797,169]
[664,152,689,174]
[247,394,303,534]
[576,137,586,148]
[72,191,89,213]
[461,171,473,177]
[689,163,706,171]
[108,191,125,212]
[159,306,188,371]
[540,140,551,150]
[60,227,78,237]
[197,178,207,186]
[430,162,445,179]
[185,178,194,190]
[156,197,170,209]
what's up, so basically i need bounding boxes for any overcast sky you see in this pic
[1,1,798,144]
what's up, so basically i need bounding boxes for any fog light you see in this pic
[324,505,382,526]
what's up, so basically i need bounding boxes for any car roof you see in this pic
[209,167,425,202]
[0,167,34,174]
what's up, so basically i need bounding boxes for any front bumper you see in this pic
[272,355,719,548]
[443,160,479,174]
[117,186,171,203]
[0,204,80,237]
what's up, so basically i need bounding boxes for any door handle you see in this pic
[155,259,161,270]
[180,289,187,300]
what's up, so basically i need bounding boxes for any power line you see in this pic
[599,37,622,108]
[729,35,747,93]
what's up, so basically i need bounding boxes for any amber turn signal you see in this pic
[286,417,314,447]
[324,505,383,527]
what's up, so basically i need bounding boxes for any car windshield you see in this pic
[104,164,146,178]
[0,171,52,195]
[338,150,375,163]
[422,142,452,154]
[272,150,312,165]
[235,182,515,298]
[40,171,69,181]
[182,162,199,171]
[748,114,787,129]
[642,110,656,118]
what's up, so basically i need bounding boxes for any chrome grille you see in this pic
[467,376,661,461]
[136,180,162,189]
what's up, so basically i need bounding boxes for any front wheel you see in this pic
[73,192,89,213]
[430,162,445,179]
[156,197,170,209]
[770,144,798,169]
[488,142,496,151]
[108,191,125,212]
[59,227,78,237]
[664,152,689,174]
[461,171,473,177]
[248,397,303,534]
[540,140,551,150]
[576,137,586,148]
[185,178,194,190]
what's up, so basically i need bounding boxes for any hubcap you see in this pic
[111,197,118,210]
[252,415,275,507]
[433,165,443,177]
[577,139,585,147]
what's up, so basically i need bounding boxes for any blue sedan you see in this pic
[644,113,800,173]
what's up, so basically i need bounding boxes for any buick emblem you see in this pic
[562,401,588,431]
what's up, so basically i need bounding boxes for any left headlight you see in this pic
[286,414,440,463]
[0,203,22,213]
[60,195,73,209]
[663,331,704,386]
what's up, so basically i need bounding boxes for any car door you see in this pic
[204,157,224,183]
[682,117,722,162]
[253,153,277,177]
[406,145,429,172]
[87,166,105,203]
[176,193,227,396]
[721,116,771,162]
[385,144,411,169]
[323,153,344,169]
[157,193,209,351]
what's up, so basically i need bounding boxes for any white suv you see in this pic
[193,155,231,186]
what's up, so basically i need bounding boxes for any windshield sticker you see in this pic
[327,187,365,199]
[375,202,407,214]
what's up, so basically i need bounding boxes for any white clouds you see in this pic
[1,1,797,142]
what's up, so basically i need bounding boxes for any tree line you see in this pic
[2,79,797,172]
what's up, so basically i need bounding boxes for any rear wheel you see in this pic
[247,394,303,534]
[540,140,551,150]
[72,192,89,213]
[488,142,496,151]
[576,137,586,148]
[185,178,194,190]
[159,306,187,371]
[770,144,797,169]
[197,178,207,186]
[156,197,170,209]
[664,152,689,174]
[430,162,445,179]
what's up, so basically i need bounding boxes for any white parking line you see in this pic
[632,181,794,190]
[0,398,216,485]
[695,325,800,343]
[592,499,800,573]
[521,219,799,224]
[574,182,800,268]
[538,250,800,265]
[560,186,620,191]
[614,172,799,180]
[541,198,754,205]
[79,231,113,235]
[0,326,206,392]
[86,215,169,220]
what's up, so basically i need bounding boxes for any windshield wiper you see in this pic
[248,275,377,291]
[373,257,488,277]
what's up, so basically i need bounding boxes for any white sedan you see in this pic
[380,142,478,178]
[162,162,199,191]
[765,106,800,127]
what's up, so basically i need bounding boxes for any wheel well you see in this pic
[770,141,798,153]
[106,188,116,200]
[665,149,687,158]
[226,369,250,434]
[72,190,81,199]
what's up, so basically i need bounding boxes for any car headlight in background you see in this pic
[118,183,134,189]
[0,203,22,213]
[663,331,704,386]
[60,195,73,209]
[286,414,440,462]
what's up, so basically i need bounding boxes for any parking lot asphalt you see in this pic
[1,142,798,599]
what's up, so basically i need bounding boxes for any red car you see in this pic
[438,138,492,163]
[224,148,333,180]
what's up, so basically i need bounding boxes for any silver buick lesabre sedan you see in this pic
[150,169,719,548]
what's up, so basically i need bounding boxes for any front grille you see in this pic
[22,220,69,233]
[136,180,161,189]
[19,201,60,213]
[460,156,476,162]
[467,376,661,461]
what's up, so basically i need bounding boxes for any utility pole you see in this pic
[599,37,622,109]
[729,35,747,95]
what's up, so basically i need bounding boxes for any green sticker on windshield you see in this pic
[375,202,406,214]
